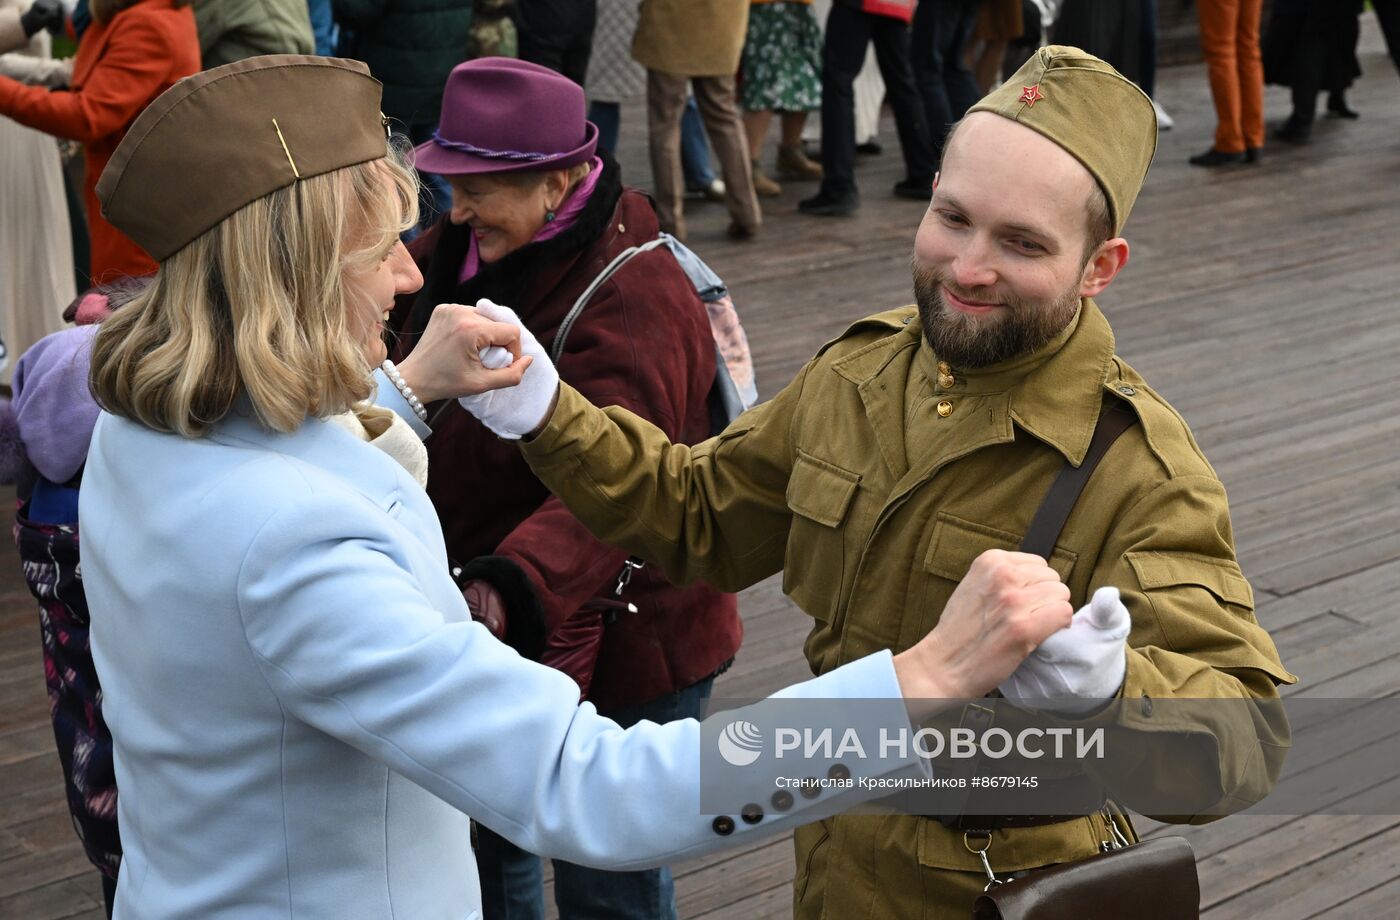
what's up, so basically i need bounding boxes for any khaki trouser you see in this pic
[645,69,761,239]
[1197,0,1265,152]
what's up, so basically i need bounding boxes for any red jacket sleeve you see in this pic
[493,250,715,641]
[0,14,183,143]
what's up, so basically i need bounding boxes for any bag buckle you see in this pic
[1099,804,1131,851]
[614,557,645,596]
[964,831,1003,891]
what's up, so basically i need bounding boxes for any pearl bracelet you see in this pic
[381,359,427,422]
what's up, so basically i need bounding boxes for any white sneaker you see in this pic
[1152,99,1174,131]
[685,178,726,202]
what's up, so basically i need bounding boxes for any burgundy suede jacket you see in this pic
[389,159,742,711]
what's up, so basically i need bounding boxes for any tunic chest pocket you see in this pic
[783,451,862,623]
[897,513,1077,650]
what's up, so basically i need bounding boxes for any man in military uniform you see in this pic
[458,46,1295,917]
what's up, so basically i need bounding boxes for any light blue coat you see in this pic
[80,377,917,919]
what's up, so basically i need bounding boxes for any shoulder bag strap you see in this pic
[550,238,670,364]
[1018,398,1140,560]
[939,397,1140,833]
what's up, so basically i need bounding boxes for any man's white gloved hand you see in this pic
[997,586,1132,715]
[458,299,560,440]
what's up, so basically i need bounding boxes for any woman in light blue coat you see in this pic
[79,54,1073,919]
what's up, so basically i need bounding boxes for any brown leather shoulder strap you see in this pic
[1019,399,1139,561]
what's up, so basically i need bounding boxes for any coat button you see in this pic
[938,374,956,388]
[1118,385,1137,396]
[618,223,626,233]
[828,763,851,781]
[771,790,794,812]
[937,361,952,375]
[712,815,735,836]
[937,400,954,418]
[799,778,822,799]
[903,315,912,324]
[741,803,764,824]
[1141,694,1153,717]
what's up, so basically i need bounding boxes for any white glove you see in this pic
[458,299,560,440]
[997,586,1132,715]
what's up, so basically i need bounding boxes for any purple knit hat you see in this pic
[413,57,599,176]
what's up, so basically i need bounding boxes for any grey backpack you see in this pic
[551,233,758,435]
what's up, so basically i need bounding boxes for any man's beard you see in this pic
[912,258,1081,369]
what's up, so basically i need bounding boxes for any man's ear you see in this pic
[1079,238,1130,298]
[932,171,940,192]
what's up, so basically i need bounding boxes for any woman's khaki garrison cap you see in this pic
[97,55,392,262]
[966,45,1157,235]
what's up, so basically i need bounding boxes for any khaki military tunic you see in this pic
[521,299,1296,918]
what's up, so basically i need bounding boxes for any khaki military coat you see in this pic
[632,0,749,76]
[521,300,1296,918]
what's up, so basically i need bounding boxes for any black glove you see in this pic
[20,0,65,38]
[452,555,546,660]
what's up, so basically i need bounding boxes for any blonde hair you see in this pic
[90,151,418,438]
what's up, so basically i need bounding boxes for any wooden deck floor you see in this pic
[4,16,1400,918]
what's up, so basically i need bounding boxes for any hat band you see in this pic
[430,129,568,163]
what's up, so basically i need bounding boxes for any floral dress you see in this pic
[740,0,822,112]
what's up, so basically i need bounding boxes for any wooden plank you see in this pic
[7,16,1400,918]
[1203,822,1400,920]
[1309,875,1400,918]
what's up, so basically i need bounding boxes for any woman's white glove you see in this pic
[997,586,1132,715]
[458,299,560,440]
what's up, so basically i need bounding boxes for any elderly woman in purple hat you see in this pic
[395,56,745,919]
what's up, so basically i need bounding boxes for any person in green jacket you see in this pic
[454,46,1296,917]
[191,0,313,69]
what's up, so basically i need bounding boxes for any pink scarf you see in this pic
[458,157,606,285]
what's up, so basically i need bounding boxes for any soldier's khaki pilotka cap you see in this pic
[97,55,392,262]
[966,45,1157,235]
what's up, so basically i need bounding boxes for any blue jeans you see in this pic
[1139,0,1158,99]
[306,0,338,56]
[819,4,935,195]
[590,97,716,189]
[475,677,716,920]
[910,0,983,159]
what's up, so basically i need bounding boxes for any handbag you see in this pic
[971,829,1199,920]
[966,399,1200,919]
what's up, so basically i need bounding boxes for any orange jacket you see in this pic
[0,0,199,284]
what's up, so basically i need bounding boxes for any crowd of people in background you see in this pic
[0,1,1396,918]
[1,0,1398,348]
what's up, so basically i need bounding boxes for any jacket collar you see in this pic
[207,397,410,508]
[834,300,1117,468]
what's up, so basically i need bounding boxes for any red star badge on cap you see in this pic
[1020,84,1044,107]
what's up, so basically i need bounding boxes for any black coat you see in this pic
[1263,0,1363,92]
[333,0,474,127]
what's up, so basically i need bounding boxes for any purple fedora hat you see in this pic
[413,58,598,176]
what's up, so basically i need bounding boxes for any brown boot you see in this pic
[751,159,782,198]
[777,143,822,181]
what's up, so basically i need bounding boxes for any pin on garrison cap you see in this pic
[966,45,1157,235]
[97,55,393,263]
